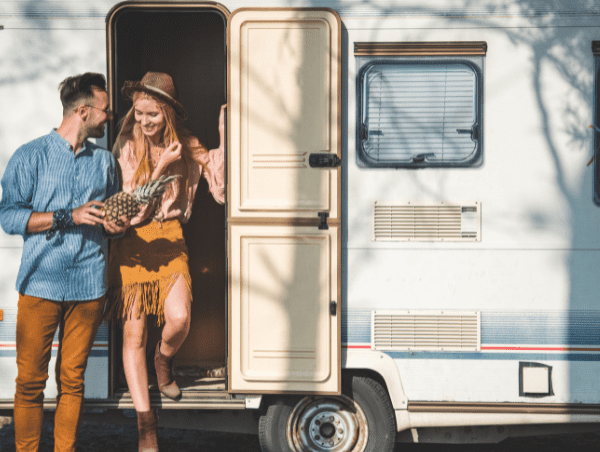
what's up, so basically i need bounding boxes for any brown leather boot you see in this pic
[137,410,158,452]
[153,341,181,400]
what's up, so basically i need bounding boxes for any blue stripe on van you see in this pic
[481,311,600,345]
[4,307,600,348]
[342,309,371,344]
[342,309,600,347]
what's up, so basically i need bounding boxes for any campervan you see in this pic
[1,1,600,450]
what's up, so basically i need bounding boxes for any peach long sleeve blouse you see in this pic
[116,137,224,226]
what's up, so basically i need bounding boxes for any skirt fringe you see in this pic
[104,272,191,326]
[104,219,192,326]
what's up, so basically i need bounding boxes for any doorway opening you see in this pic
[108,4,228,396]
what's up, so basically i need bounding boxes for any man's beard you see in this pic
[87,123,106,139]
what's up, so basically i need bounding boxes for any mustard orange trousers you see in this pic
[14,293,105,452]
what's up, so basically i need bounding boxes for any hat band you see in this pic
[144,85,176,102]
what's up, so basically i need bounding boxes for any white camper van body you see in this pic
[1,0,600,449]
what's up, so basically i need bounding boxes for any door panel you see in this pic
[229,9,340,219]
[230,225,338,392]
[228,8,341,394]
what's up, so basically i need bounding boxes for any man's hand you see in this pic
[103,215,130,235]
[72,201,105,226]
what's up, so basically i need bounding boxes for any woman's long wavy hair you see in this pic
[113,91,208,191]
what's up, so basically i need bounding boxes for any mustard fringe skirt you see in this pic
[105,219,192,326]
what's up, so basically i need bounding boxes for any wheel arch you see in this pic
[342,349,408,410]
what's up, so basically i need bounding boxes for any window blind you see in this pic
[360,63,478,165]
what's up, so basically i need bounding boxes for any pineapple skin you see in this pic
[103,191,141,225]
[102,175,179,225]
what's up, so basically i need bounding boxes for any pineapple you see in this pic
[103,175,179,225]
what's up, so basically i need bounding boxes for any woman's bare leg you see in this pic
[122,311,150,412]
[159,274,191,358]
[122,310,158,450]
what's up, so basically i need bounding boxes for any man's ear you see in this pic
[75,104,89,121]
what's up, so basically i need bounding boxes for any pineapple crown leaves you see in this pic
[131,174,181,204]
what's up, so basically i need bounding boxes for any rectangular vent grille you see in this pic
[373,202,480,241]
[372,310,480,351]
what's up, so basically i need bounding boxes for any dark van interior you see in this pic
[107,4,228,396]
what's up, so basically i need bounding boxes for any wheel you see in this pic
[258,375,396,452]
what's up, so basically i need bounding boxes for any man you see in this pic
[0,72,129,452]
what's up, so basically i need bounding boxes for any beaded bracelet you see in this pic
[46,209,75,240]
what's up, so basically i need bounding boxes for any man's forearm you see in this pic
[26,212,54,233]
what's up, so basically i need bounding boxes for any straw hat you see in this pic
[122,72,187,120]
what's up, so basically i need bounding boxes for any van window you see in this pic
[355,42,486,168]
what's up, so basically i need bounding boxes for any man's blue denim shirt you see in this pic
[0,130,120,301]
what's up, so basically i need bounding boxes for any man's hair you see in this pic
[58,72,107,115]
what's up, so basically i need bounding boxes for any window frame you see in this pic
[355,42,486,169]
[593,41,600,205]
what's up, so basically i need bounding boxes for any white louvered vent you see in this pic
[372,310,480,351]
[373,202,481,241]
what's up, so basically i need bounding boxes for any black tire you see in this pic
[258,397,296,452]
[345,375,396,452]
[258,375,396,452]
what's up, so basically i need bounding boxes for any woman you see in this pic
[105,72,225,452]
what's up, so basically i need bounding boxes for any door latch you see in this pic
[456,124,479,139]
[330,301,337,316]
[318,212,329,230]
[309,153,341,168]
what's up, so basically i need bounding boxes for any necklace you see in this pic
[150,145,165,165]
[151,143,165,157]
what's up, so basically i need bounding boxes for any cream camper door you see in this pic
[228,8,341,393]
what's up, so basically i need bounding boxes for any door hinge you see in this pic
[318,212,329,230]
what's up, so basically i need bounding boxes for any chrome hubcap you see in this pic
[287,396,368,452]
